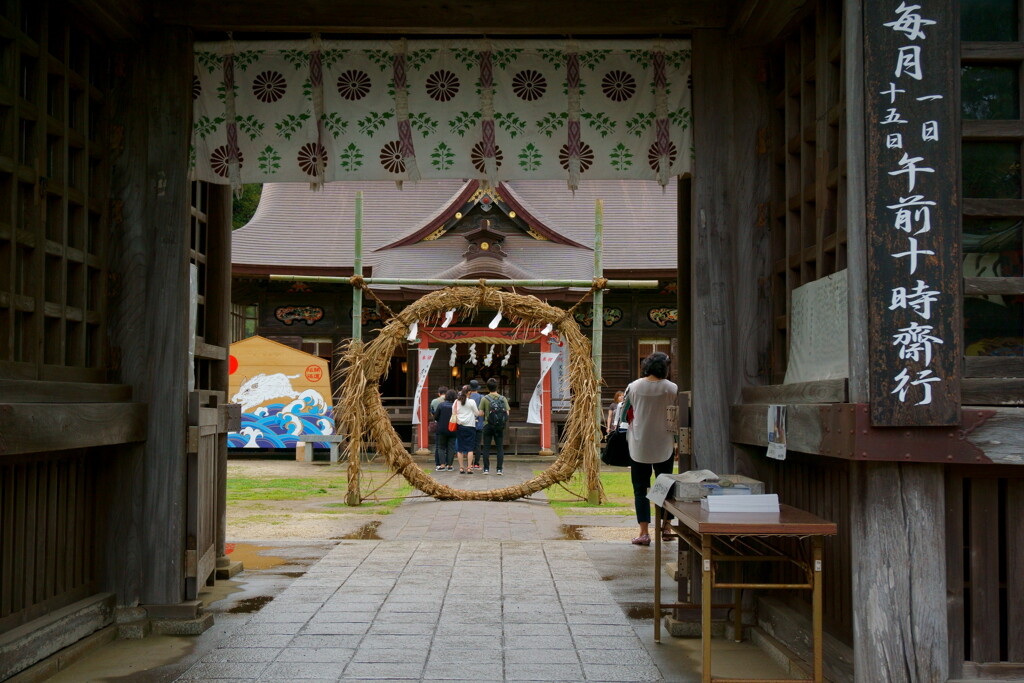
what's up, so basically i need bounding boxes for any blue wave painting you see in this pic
[228,390,335,449]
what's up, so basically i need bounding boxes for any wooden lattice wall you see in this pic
[768,0,847,384]
[0,0,109,638]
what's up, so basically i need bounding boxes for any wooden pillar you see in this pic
[103,25,193,607]
[206,185,233,562]
[849,3,957,679]
[851,463,949,682]
[139,26,194,606]
[690,30,772,474]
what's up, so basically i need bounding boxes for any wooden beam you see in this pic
[153,0,728,33]
[731,402,1024,465]
[729,403,826,454]
[741,379,847,404]
[964,277,1024,296]
[963,120,1024,139]
[962,198,1024,217]
[965,356,1024,378]
[965,408,1024,464]
[0,380,132,403]
[0,403,147,456]
[961,41,1024,61]
[962,378,1024,405]
[193,340,227,361]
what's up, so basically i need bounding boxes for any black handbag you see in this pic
[601,428,632,467]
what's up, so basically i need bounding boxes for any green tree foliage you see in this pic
[232,184,263,230]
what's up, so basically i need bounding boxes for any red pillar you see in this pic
[540,337,553,454]
[417,337,430,452]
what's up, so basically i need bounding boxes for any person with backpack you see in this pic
[478,377,509,475]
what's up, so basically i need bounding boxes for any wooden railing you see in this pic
[946,466,1024,679]
[0,451,98,634]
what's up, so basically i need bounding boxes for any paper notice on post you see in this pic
[647,474,678,507]
[766,404,787,461]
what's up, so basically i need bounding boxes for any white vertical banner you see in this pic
[527,351,559,424]
[548,340,571,410]
[410,348,437,425]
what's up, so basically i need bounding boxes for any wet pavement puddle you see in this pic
[224,542,287,569]
[227,595,275,614]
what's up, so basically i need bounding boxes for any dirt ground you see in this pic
[226,459,411,539]
[226,457,646,542]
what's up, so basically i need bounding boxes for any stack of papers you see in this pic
[703,483,751,496]
[700,493,780,513]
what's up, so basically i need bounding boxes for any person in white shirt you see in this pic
[625,352,678,546]
[452,384,482,474]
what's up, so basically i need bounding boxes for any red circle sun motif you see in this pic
[210,146,244,177]
[252,70,287,103]
[558,142,594,173]
[228,355,238,375]
[648,141,679,173]
[380,140,406,174]
[471,142,503,174]
[425,69,460,102]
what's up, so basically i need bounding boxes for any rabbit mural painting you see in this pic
[228,336,334,448]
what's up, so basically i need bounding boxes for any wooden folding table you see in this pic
[654,500,837,683]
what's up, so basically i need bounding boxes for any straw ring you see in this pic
[335,285,601,502]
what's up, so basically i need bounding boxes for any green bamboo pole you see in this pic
[269,275,659,289]
[345,192,364,506]
[352,192,363,343]
[588,200,604,504]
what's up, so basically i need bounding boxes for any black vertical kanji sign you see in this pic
[865,1,961,426]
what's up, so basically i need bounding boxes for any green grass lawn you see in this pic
[538,470,636,516]
[226,464,413,513]
[226,476,348,501]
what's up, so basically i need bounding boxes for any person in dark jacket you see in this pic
[432,389,458,471]
[430,386,449,469]
[469,379,484,468]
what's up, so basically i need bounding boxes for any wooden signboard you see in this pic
[864,1,961,426]
[227,335,335,448]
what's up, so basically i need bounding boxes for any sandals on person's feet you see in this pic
[631,534,651,546]
[662,529,675,541]
[459,468,465,473]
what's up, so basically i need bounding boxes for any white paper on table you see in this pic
[647,474,678,506]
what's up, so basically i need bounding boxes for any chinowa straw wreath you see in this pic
[334,284,605,502]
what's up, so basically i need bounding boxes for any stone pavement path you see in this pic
[176,461,668,682]
[177,540,663,682]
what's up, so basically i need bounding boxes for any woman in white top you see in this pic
[625,352,678,546]
[453,384,482,474]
